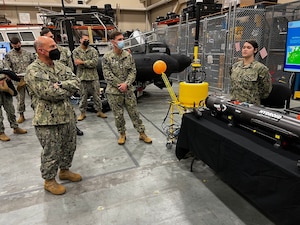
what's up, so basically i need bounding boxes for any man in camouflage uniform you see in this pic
[230,40,272,105]
[102,31,152,145]
[73,33,107,121]
[0,60,27,141]
[4,37,35,123]
[40,27,83,136]
[25,36,81,195]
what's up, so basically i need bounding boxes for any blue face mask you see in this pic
[117,41,125,49]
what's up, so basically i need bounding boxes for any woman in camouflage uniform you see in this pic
[230,40,272,105]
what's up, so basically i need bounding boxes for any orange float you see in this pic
[153,60,167,75]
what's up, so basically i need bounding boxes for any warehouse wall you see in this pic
[0,0,186,32]
[1,0,145,9]
[0,0,148,32]
[1,0,298,32]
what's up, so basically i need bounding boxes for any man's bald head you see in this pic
[34,36,58,63]
[34,36,51,51]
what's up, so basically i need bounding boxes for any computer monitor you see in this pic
[284,20,300,72]
[0,41,11,60]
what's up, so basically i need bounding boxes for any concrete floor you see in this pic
[0,82,287,225]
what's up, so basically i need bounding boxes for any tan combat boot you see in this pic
[139,132,152,144]
[59,169,82,182]
[13,127,27,134]
[77,113,86,121]
[17,114,25,123]
[0,132,10,141]
[97,111,107,118]
[44,179,66,195]
[118,133,126,145]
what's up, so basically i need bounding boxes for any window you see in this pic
[7,32,21,41]
[20,32,35,41]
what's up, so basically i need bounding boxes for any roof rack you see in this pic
[38,10,118,44]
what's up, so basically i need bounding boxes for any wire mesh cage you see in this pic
[263,1,300,85]
[153,2,300,94]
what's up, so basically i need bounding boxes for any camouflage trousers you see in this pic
[35,120,77,180]
[13,80,26,114]
[107,92,145,134]
[16,86,26,114]
[0,93,18,133]
[79,80,102,113]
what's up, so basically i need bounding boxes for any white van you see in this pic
[0,25,42,53]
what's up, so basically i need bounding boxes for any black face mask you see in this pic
[49,48,61,60]
[14,47,21,51]
[83,40,89,47]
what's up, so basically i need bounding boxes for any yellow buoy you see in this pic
[178,82,209,108]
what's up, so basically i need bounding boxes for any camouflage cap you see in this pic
[0,73,6,80]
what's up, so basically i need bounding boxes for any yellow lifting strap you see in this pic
[161,72,185,115]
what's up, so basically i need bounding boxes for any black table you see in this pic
[176,112,300,225]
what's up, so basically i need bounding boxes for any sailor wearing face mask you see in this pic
[40,27,83,136]
[102,31,152,145]
[25,36,81,195]
[72,34,107,121]
[4,37,35,123]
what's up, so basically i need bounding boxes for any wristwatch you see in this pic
[57,81,62,88]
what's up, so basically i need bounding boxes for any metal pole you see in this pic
[190,0,203,83]
[61,0,75,51]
